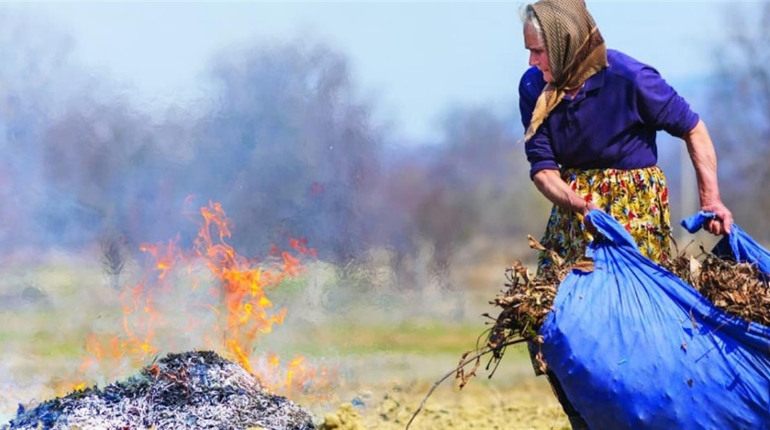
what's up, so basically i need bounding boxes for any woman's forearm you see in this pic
[532,169,595,215]
[683,120,721,207]
[682,119,733,234]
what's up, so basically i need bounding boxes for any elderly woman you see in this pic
[519,0,733,428]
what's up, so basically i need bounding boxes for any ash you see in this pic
[4,351,316,430]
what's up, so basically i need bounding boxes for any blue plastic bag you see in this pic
[539,210,770,430]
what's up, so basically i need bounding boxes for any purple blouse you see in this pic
[519,49,699,179]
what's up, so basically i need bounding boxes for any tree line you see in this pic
[0,4,766,292]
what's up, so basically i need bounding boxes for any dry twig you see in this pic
[404,338,525,430]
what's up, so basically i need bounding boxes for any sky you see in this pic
[6,1,736,142]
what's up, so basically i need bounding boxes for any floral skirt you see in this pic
[529,166,672,376]
[537,166,672,273]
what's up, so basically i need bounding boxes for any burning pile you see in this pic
[473,237,770,373]
[72,201,328,401]
[4,350,316,430]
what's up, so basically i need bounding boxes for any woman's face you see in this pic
[523,22,553,83]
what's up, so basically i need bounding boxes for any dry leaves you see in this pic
[463,238,770,386]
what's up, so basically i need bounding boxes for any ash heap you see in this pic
[4,351,316,430]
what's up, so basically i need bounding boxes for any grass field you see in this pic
[0,250,571,429]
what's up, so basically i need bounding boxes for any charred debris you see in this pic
[4,350,316,430]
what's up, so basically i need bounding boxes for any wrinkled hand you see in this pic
[581,201,601,235]
[701,201,733,235]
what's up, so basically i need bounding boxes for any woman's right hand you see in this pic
[581,201,600,235]
[581,200,600,216]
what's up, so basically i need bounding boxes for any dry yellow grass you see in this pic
[320,374,571,430]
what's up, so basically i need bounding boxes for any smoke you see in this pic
[0,5,539,420]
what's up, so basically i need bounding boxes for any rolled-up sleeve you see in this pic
[635,66,700,137]
[525,127,559,178]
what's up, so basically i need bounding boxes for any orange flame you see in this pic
[76,201,329,397]
[257,353,334,399]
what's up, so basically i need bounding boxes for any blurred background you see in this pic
[1,1,767,274]
[1,1,769,425]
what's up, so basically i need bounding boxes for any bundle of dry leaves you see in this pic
[457,236,770,388]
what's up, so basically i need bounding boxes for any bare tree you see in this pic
[377,106,548,296]
[0,9,79,249]
[196,38,383,264]
[708,3,770,239]
[40,102,187,247]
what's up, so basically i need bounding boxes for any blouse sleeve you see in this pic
[519,66,543,129]
[519,67,559,178]
[525,123,559,178]
[635,66,700,137]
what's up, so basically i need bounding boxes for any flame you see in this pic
[257,353,335,399]
[75,201,328,397]
[139,237,181,281]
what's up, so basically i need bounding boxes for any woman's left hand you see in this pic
[701,201,733,235]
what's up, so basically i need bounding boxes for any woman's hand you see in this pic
[581,201,600,235]
[581,200,600,216]
[701,201,733,235]
[532,170,602,233]
[532,169,595,214]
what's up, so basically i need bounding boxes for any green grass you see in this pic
[0,257,528,371]
[295,320,486,355]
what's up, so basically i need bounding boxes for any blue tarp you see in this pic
[539,210,770,430]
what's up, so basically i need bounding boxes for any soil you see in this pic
[307,356,572,430]
[355,378,570,430]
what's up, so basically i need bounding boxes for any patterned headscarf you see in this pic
[524,0,608,141]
